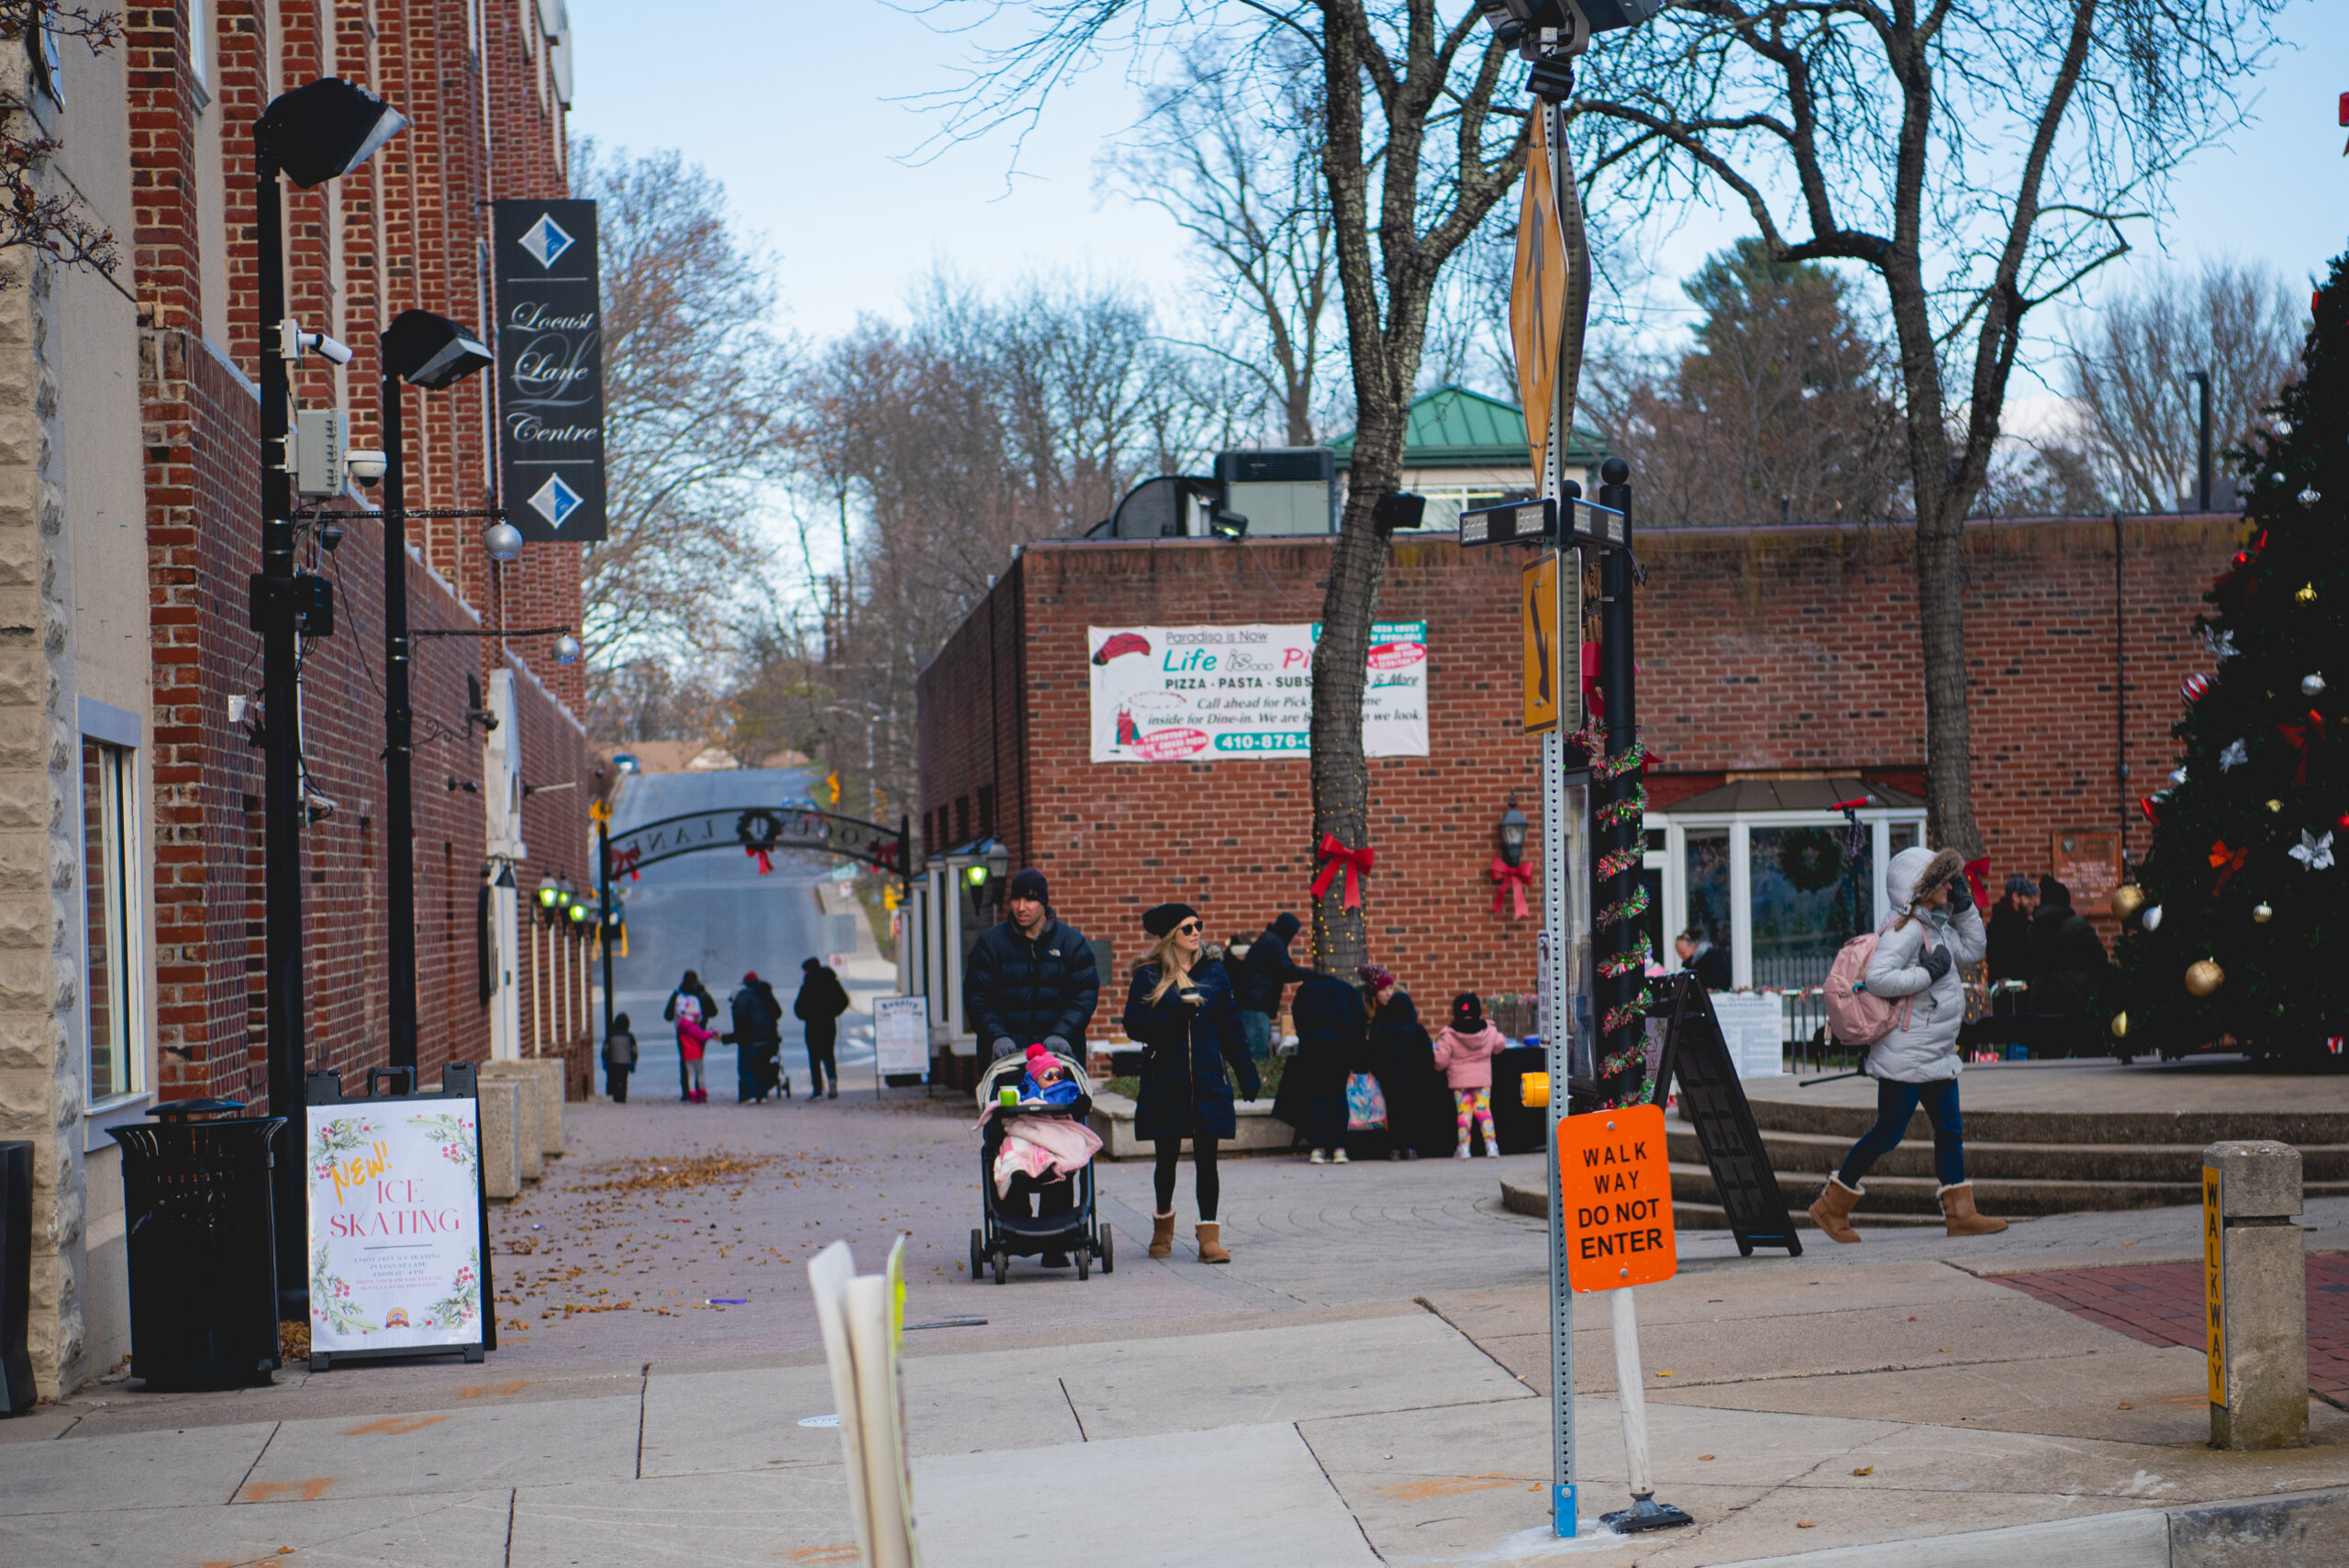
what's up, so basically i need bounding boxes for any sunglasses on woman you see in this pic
[1175,920,1202,935]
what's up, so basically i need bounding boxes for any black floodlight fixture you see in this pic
[383,308,493,391]
[1461,496,1555,547]
[1373,490,1428,537]
[257,78,407,188]
[1209,507,1250,541]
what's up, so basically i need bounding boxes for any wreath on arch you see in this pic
[737,808,786,874]
[1776,827,1845,895]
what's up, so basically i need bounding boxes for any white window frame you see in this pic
[1653,806,1928,991]
[79,698,151,1147]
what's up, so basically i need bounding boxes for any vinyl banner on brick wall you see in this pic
[1089,622,1428,762]
[492,199,606,541]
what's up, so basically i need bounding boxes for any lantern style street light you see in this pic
[1498,796,1529,867]
[253,76,406,1317]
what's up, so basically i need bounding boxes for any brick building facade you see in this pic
[0,2,597,1399]
[915,515,2239,1040]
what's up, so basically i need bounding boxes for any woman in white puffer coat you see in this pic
[1807,845,2007,1242]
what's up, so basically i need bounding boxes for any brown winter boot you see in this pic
[1939,1182,2008,1237]
[1148,1210,1176,1260]
[1807,1176,1864,1244]
[1196,1221,1230,1264]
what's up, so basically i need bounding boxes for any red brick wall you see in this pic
[917,517,2239,1001]
[138,1,595,1108]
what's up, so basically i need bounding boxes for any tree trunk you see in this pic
[1913,495,1983,859]
[1309,439,1398,975]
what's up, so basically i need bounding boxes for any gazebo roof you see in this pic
[1330,384,1608,471]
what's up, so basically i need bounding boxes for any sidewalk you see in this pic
[9,1092,2348,1565]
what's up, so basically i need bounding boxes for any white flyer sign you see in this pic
[1088,622,1428,762]
[1710,993,1786,1079]
[873,995,930,1076]
[306,1100,485,1353]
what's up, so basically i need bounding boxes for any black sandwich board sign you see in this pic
[302,1063,495,1370]
[491,199,606,541]
[1648,974,1802,1256]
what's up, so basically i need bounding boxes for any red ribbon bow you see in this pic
[746,845,773,875]
[1309,834,1375,909]
[612,846,641,882]
[2279,710,2327,785]
[2209,840,2247,893]
[1580,640,1604,720]
[1489,857,1536,918]
[1962,855,1990,912]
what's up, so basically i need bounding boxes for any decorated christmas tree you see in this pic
[2112,251,2345,1062]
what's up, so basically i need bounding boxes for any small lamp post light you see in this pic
[484,520,525,562]
[985,840,1010,888]
[1498,795,1529,867]
[562,876,587,929]
[536,871,562,923]
[961,862,990,895]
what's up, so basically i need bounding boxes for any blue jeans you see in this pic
[1836,1076,1967,1188]
[1239,1009,1274,1061]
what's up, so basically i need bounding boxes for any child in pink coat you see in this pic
[1431,993,1506,1158]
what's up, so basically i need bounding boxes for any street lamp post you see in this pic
[251,78,406,1316]
[377,311,494,1073]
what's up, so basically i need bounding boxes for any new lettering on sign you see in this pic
[306,1102,486,1354]
[1560,1104,1677,1291]
[492,199,606,541]
[1088,622,1428,762]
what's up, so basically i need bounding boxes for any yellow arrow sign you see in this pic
[1511,109,1569,484]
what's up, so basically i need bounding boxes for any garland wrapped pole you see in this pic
[1594,461,1648,1104]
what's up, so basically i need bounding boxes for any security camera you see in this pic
[278,319,354,365]
[345,449,387,486]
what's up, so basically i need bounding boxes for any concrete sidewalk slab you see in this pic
[915,1421,1382,1568]
[0,1418,276,1514]
[0,1490,511,1568]
[1055,1310,1532,1442]
[511,1469,855,1567]
[241,1394,642,1502]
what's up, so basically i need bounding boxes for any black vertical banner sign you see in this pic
[491,200,606,541]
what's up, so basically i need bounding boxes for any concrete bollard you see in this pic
[479,1080,524,1201]
[514,1086,543,1183]
[2204,1140,2308,1451]
[482,1061,564,1158]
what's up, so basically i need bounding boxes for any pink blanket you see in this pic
[989,1113,1103,1197]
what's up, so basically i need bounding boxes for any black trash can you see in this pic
[109,1101,287,1387]
[2,1140,34,1413]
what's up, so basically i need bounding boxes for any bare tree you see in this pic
[935,3,1529,972]
[1,4,123,282]
[574,143,792,713]
[1105,51,1340,445]
[1568,0,2289,857]
[1589,239,1906,526]
[2066,260,2304,513]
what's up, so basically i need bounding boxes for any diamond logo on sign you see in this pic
[519,212,574,270]
[526,473,584,531]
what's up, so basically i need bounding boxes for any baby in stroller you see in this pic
[972,1046,1111,1282]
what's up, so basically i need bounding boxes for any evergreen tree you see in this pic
[2114,251,2347,1062]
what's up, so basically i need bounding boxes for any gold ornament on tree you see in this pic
[2253,903,2273,923]
[2297,583,2318,603]
[2110,1012,2129,1040]
[2110,884,2146,922]
[2185,959,2225,997]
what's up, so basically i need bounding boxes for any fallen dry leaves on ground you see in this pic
[577,1151,775,1193]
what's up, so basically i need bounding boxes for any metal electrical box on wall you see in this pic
[1214,448,1336,536]
[294,408,347,496]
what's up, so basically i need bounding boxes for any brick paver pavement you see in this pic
[1994,1251,2349,1397]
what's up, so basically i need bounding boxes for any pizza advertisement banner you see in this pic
[306,1101,485,1355]
[1088,622,1429,763]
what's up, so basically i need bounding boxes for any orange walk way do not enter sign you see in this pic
[1561,1104,1677,1292]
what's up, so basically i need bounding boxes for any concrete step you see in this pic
[1497,1178,1941,1232]
[1665,1122,2349,1185]
[1737,1095,2349,1149]
[1668,1161,2349,1218]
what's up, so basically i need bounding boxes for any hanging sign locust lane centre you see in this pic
[492,199,607,542]
[1562,1104,1678,1291]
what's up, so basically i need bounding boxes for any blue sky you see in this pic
[568,1,2346,358]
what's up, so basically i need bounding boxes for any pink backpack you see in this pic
[1822,921,1930,1045]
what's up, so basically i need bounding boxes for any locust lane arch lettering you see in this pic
[605,806,907,882]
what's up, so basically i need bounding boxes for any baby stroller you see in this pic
[972,1051,1114,1284]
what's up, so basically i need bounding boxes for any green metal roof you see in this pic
[1330,385,1607,470]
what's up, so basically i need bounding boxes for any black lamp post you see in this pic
[252,77,406,1315]
[378,310,493,1073]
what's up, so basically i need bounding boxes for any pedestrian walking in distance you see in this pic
[1232,911,1312,1061]
[1432,994,1507,1158]
[1125,902,1259,1263]
[729,972,784,1104]
[664,970,718,1103]
[1809,846,2007,1241]
[964,867,1098,1063]
[603,1012,638,1104]
[794,958,851,1099]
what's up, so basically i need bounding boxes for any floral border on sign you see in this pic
[427,1248,482,1331]
[310,1240,376,1338]
[408,1111,480,1186]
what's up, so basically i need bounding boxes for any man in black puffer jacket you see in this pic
[1232,912,1313,1060]
[965,868,1098,1062]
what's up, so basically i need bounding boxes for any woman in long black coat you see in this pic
[1124,902,1260,1265]
[1275,972,1365,1162]
[1366,989,1447,1160]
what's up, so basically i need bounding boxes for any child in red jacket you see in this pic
[1431,993,1506,1158]
[675,1006,714,1104]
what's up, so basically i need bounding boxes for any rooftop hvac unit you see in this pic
[1214,448,1336,537]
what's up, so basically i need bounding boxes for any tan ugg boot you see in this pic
[1807,1176,1864,1244]
[1939,1182,2008,1237]
[1197,1221,1230,1264]
[1148,1210,1176,1259]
